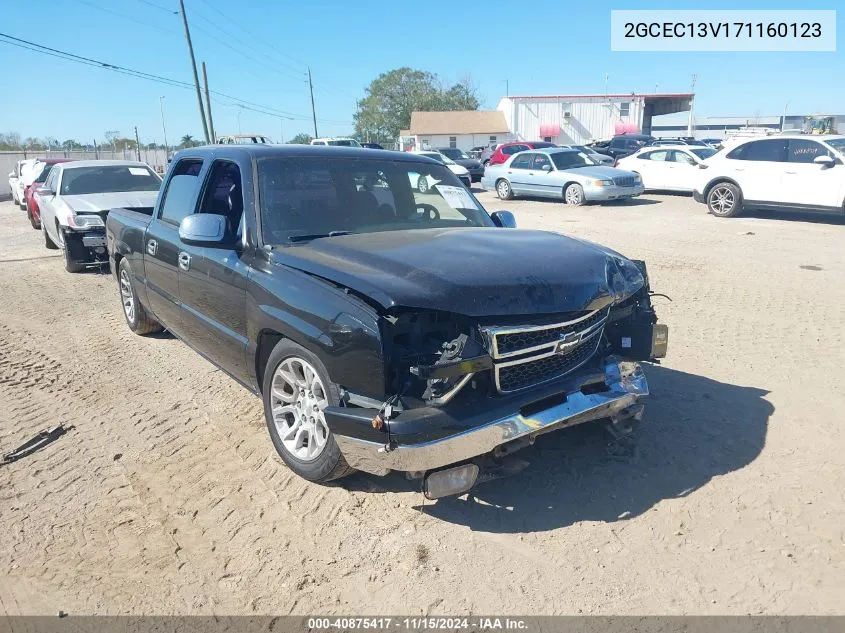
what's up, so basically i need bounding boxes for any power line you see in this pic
[73,0,180,35]
[193,0,309,69]
[135,0,178,13]
[0,32,340,123]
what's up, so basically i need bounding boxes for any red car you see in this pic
[24,159,72,230]
[487,141,558,166]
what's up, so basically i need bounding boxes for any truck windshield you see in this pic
[257,157,493,244]
[60,166,162,195]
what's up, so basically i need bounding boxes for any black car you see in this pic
[436,147,485,182]
[592,134,655,159]
[107,145,667,499]
[360,142,384,150]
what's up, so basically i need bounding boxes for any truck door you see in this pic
[177,159,251,384]
[144,158,205,335]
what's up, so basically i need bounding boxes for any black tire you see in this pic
[495,178,513,200]
[28,208,41,230]
[417,175,430,194]
[118,258,163,334]
[262,339,354,483]
[62,232,85,274]
[43,224,58,249]
[707,181,742,218]
[564,183,586,206]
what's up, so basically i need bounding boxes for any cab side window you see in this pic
[727,139,787,162]
[532,154,552,170]
[198,160,244,238]
[787,139,833,163]
[159,159,204,225]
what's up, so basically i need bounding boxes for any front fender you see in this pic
[246,261,385,400]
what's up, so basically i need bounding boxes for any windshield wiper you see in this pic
[288,230,354,243]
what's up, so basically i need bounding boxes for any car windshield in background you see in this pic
[689,147,718,160]
[257,157,493,245]
[60,166,161,195]
[550,151,597,170]
[440,148,468,160]
[35,163,54,182]
[571,145,598,154]
[420,152,457,165]
[825,138,845,153]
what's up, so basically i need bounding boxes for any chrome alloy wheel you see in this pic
[119,268,135,323]
[270,357,330,461]
[496,179,511,199]
[709,185,735,215]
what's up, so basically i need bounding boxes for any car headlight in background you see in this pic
[67,214,105,229]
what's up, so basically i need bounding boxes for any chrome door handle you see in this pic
[147,239,157,256]
[178,251,191,271]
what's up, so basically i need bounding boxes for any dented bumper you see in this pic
[328,359,648,476]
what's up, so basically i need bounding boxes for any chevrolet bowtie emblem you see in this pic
[555,331,581,354]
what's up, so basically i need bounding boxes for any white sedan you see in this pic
[8,158,38,206]
[616,145,718,192]
[408,150,472,189]
[36,160,161,272]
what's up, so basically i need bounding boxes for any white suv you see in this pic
[693,135,845,217]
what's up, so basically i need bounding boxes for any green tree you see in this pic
[179,134,198,148]
[287,133,314,144]
[62,139,82,150]
[354,68,481,144]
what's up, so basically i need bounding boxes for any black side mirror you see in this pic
[491,210,516,228]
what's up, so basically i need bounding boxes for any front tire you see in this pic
[564,183,586,206]
[707,182,742,218]
[263,340,353,483]
[43,223,58,249]
[62,231,85,274]
[496,178,513,200]
[118,258,163,334]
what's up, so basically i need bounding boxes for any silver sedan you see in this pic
[481,147,643,205]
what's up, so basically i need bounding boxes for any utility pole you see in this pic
[202,62,216,143]
[179,0,210,143]
[159,96,169,158]
[308,66,318,138]
[93,139,99,159]
[134,126,141,161]
[688,73,698,136]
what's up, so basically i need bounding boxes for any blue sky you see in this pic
[0,0,841,144]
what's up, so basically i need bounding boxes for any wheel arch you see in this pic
[703,176,743,199]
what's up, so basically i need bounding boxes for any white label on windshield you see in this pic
[436,185,476,210]
[128,167,148,176]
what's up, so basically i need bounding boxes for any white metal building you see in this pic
[496,93,694,144]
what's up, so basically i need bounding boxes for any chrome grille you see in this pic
[483,307,609,394]
[496,335,602,393]
[492,308,609,358]
[613,176,635,187]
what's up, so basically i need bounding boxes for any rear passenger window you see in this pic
[727,139,787,162]
[510,154,532,169]
[160,159,203,225]
[199,161,244,238]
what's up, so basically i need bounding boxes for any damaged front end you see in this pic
[326,258,668,496]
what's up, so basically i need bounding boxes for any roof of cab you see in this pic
[171,144,437,164]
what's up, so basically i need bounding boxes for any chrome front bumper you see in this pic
[334,360,648,475]
[584,184,644,201]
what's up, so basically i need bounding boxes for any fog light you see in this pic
[423,463,479,499]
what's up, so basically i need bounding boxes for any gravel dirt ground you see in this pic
[0,192,843,616]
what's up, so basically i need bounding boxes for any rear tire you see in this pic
[118,258,163,334]
[417,175,430,194]
[263,339,354,483]
[707,182,742,218]
[496,179,513,200]
[28,207,41,230]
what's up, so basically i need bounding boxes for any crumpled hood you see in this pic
[270,228,644,317]
[63,191,159,213]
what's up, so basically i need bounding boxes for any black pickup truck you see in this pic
[106,145,668,498]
